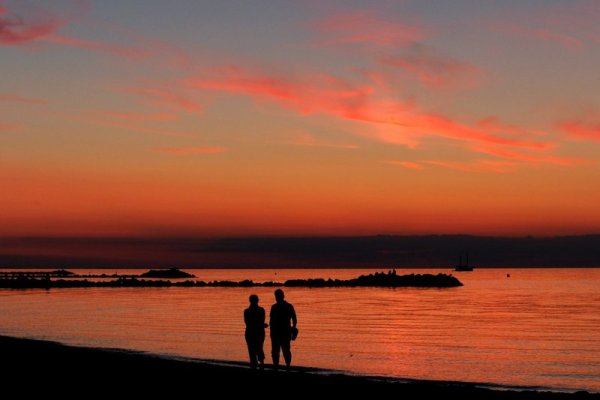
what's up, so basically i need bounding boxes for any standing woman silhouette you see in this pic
[244,294,267,369]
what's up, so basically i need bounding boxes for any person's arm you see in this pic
[261,307,268,328]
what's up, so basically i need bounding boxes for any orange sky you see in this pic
[1,1,600,237]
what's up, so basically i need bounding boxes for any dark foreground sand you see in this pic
[1,335,597,399]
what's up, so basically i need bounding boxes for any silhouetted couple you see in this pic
[244,289,297,370]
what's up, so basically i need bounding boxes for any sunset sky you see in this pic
[2,0,600,238]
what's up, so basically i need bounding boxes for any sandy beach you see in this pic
[1,335,597,399]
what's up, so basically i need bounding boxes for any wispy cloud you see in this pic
[365,109,549,150]
[486,0,600,51]
[472,145,593,166]
[0,7,64,45]
[121,87,203,113]
[314,11,426,47]
[153,146,225,155]
[380,46,483,90]
[189,66,374,118]
[387,159,518,173]
[93,109,198,137]
[40,31,187,65]
[0,1,188,66]
[476,117,546,137]
[95,119,195,138]
[0,121,20,131]
[43,33,150,59]
[189,66,552,158]
[313,11,482,91]
[96,110,179,123]
[284,131,358,149]
[491,21,582,50]
[0,93,47,104]
[423,159,518,173]
[89,20,191,67]
[558,115,600,142]
[0,0,83,45]
[385,160,424,170]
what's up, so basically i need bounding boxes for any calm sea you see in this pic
[0,268,599,392]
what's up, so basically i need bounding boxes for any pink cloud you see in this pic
[87,19,191,67]
[397,112,548,149]
[0,10,63,45]
[96,110,179,123]
[122,87,203,113]
[339,98,550,150]
[558,117,600,142]
[381,48,482,90]
[386,150,588,173]
[153,146,225,155]
[94,119,195,138]
[540,0,600,24]
[483,1,600,56]
[491,22,583,50]
[0,1,187,66]
[385,160,424,170]
[190,66,374,117]
[188,66,553,161]
[314,11,426,47]
[387,158,520,173]
[472,145,593,166]
[314,12,483,92]
[195,68,305,102]
[284,131,358,149]
[43,33,150,59]
[476,117,546,137]
[93,106,198,139]
[0,0,84,45]
[0,121,19,131]
[0,93,47,104]
[423,159,518,173]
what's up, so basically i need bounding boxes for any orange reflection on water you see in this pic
[0,268,599,392]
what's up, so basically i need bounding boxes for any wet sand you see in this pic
[0,335,597,399]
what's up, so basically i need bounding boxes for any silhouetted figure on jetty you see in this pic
[244,294,267,369]
[269,289,297,370]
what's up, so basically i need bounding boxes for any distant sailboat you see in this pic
[455,252,474,272]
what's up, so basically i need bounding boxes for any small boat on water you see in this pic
[455,252,474,272]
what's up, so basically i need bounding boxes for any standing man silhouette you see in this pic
[244,294,267,369]
[269,288,297,370]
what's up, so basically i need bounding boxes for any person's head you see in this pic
[249,294,259,305]
[274,288,285,303]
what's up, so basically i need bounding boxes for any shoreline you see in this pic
[1,335,597,398]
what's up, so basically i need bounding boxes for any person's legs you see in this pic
[258,335,265,369]
[281,338,291,368]
[271,336,281,368]
[245,335,257,368]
